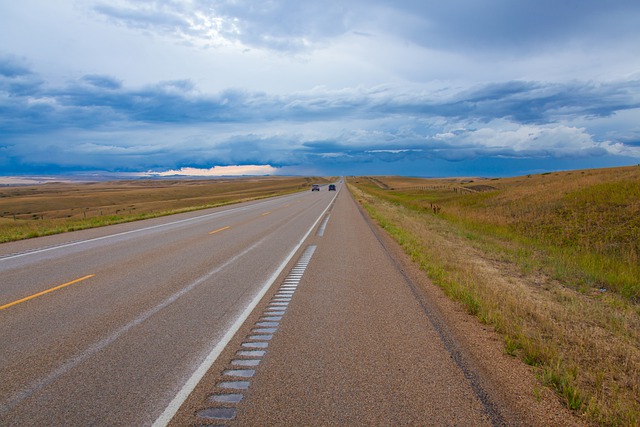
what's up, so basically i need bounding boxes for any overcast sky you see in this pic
[1,0,640,177]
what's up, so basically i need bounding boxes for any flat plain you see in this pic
[0,176,326,243]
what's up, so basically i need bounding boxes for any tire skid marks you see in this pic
[196,245,317,424]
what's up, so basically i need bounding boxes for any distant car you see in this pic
[312,184,320,191]
[328,184,336,191]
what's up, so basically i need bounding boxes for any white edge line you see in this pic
[151,188,339,427]
[0,195,293,262]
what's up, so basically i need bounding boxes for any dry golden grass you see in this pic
[0,177,326,242]
[358,167,640,300]
[349,167,640,426]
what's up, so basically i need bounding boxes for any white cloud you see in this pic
[433,122,616,159]
[149,165,278,176]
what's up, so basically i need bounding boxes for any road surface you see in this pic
[0,186,337,426]
[1,182,578,426]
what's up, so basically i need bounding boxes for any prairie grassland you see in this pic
[0,177,323,243]
[349,166,640,426]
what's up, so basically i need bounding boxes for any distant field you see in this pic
[0,176,327,242]
[349,166,640,426]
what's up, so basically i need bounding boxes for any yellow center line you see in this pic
[209,226,231,235]
[0,274,95,311]
[261,211,271,216]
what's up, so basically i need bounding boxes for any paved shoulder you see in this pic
[235,188,497,425]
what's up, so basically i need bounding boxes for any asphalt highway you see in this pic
[0,186,338,426]
[2,182,577,426]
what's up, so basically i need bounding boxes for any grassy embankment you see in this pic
[349,166,639,426]
[0,177,326,243]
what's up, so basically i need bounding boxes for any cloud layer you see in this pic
[1,0,640,176]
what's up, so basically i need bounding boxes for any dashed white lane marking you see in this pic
[196,245,317,424]
[317,213,331,237]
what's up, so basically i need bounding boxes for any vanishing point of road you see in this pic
[0,182,577,426]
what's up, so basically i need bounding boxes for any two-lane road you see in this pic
[0,185,338,426]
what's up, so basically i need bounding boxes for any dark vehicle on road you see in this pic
[312,184,320,191]
[328,184,336,191]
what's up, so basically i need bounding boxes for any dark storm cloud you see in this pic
[0,54,32,77]
[1,65,639,133]
[439,80,640,123]
[93,3,192,35]
[0,55,43,97]
[81,75,123,90]
[389,0,640,52]
[91,0,640,54]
